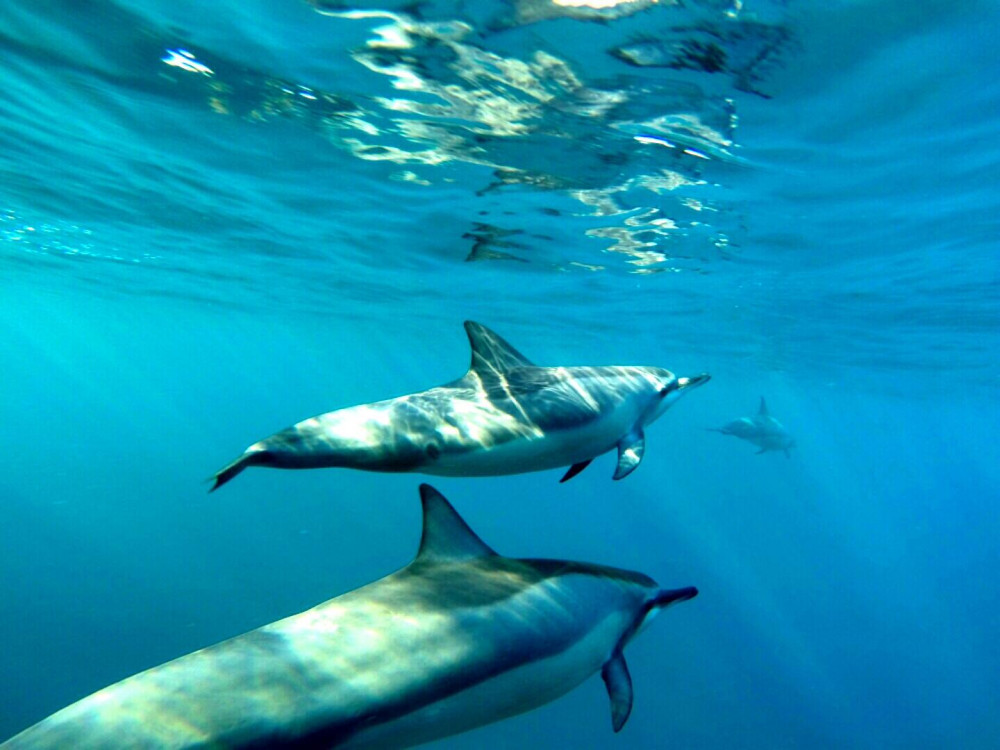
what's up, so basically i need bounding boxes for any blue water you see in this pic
[2,0,999,747]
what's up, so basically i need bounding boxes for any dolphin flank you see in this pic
[2,485,698,749]
[709,396,795,457]
[210,321,710,490]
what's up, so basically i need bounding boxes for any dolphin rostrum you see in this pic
[709,397,794,457]
[210,321,710,490]
[2,485,698,749]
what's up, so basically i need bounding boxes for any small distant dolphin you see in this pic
[709,397,794,457]
[2,485,698,748]
[210,321,710,490]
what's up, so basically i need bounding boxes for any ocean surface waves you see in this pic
[1,0,997,388]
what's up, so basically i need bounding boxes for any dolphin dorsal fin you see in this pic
[417,484,497,563]
[464,321,534,376]
[758,396,768,416]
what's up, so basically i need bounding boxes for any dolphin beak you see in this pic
[654,586,699,608]
[676,373,711,390]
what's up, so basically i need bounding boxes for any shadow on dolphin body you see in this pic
[708,396,795,457]
[211,321,710,490]
[2,485,698,749]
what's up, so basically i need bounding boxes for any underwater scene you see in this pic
[1,0,998,747]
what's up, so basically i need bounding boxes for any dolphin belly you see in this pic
[340,609,631,749]
[423,405,640,477]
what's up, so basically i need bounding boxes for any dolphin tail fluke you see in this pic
[209,451,260,492]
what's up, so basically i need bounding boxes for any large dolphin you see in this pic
[709,397,794,457]
[210,321,710,490]
[3,485,698,749]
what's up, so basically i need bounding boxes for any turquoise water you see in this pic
[2,0,999,747]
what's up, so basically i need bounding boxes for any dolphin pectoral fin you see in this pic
[601,649,633,733]
[784,447,791,458]
[560,460,592,483]
[755,447,767,455]
[612,429,645,480]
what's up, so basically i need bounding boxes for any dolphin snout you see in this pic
[676,373,711,390]
[654,586,699,607]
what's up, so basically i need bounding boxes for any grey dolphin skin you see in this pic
[710,397,794,457]
[210,321,710,490]
[3,485,698,749]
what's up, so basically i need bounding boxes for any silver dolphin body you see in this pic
[710,397,794,457]
[3,485,698,749]
[211,322,710,490]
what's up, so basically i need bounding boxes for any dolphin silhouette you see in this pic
[210,322,710,490]
[2,485,698,748]
[709,397,794,457]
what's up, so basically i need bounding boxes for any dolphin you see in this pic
[2,485,698,749]
[210,321,710,490]
[709,397,794,457]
